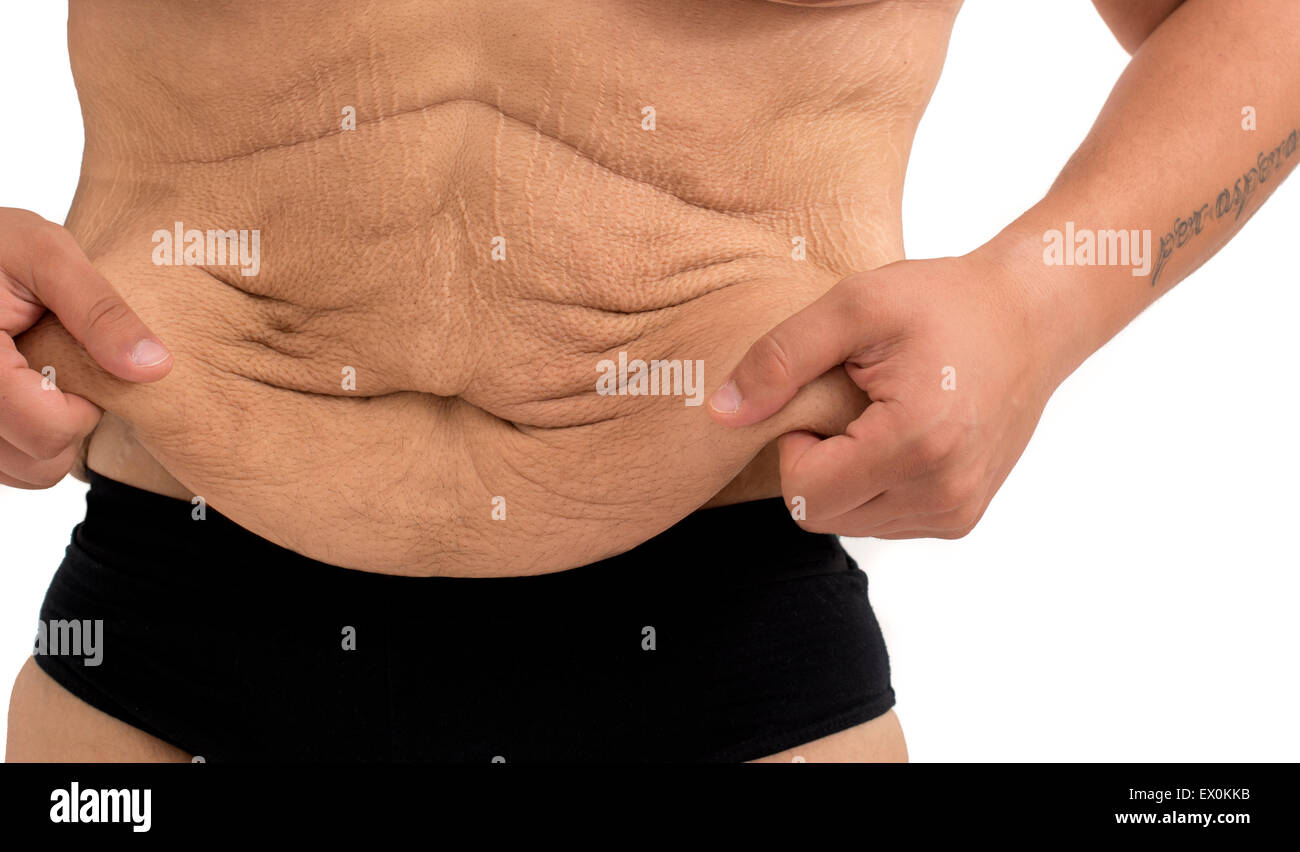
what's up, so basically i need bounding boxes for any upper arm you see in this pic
[1091,0,1187,54]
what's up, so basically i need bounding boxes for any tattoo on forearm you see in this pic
[1150,128,1298,288]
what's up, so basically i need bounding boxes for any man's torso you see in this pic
[20,0,960,574]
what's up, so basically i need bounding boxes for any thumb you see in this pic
[708,276,872,427]
[3,216,171,382]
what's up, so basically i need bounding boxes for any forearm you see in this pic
[981,0,1300,386]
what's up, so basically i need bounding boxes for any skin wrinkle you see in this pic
[483,421,641,518]
[512,256,769,315]
[160,92,888,308]
[491,85,505,248]
[589,53,611,161]
[611,47,629,194]
[550,38,578,186]
[156,96,508,167]
[22,0,953,577]
[520,43,554,245]
[544,64,577,294]
[448,189,477,393]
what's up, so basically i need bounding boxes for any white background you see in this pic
[2,1,1297,761]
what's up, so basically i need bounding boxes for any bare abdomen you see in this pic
[27,0,954,574]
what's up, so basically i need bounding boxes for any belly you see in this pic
[18,0,955,575]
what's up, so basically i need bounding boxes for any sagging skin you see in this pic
[6,0,1298,765]
[16,0,958,575]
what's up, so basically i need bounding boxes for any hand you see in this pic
[0,207,171,488]
[708,253,1061,539]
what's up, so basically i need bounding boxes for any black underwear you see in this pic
[34,471,894,762]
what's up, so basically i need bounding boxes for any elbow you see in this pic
[1092,0,1188,55]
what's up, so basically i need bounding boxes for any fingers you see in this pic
[0,436,81,488]
[808,497,985,539]
[0,469,55,490]
[778,398,992,539]
[0,210,171,382]
[708,276,879,426]
[853,494,990,539]
[0,333,101,462]
[777,400,910,520]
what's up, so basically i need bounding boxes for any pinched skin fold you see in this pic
[18,0,959,575]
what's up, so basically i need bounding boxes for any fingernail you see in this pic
[130,339,170,367]
[709,380,742,414]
